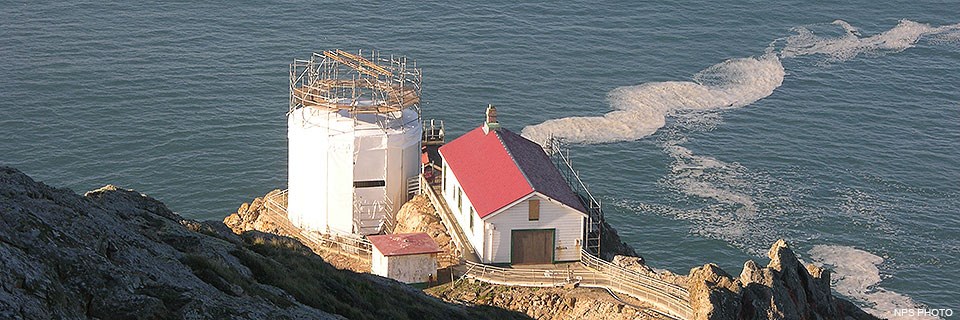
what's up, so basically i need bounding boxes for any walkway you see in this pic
[262,183,693,319]
[419,174,480,263]
[418,174,693,319]
[460,256,693,320]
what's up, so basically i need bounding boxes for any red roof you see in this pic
[367,233,442,256]
[439,126,586,218]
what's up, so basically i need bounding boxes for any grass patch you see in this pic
[180,253,291,308]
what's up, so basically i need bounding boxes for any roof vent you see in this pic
[483,104,501,134]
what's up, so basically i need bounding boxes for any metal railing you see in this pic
[263,189,373,259]
[265,187,691,318]
[459,251,693,319]
[579,250,692,318]
[462,261,582,287]
[545,137,603,256]
[300,229,373,258]
[419,174,476,261]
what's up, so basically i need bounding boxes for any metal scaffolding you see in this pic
[289,49,422,116]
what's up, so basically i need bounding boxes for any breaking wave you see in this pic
[521,19,960,144]
[808,246,938,320]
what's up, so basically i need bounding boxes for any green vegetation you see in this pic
[180,253,292,308]
[229,233,528,320]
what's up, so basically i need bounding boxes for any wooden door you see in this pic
[510,229,554,265]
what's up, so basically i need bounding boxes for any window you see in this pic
[457,188,462,211]
[528,199,540,221]
[469,210,474,231]
[353,180,385,188]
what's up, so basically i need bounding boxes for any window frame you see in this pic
[528,199,540,221]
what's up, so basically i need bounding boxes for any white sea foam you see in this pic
[782,19,960,61]
[808,245,938,320]
[523,19,958,315]
[521,20,960,144]
[659,135,782,253]
[521,54,784,145]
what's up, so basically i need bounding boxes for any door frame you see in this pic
[509,228,556,265]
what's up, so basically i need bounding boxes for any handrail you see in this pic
[263,189,373,258]
[546,137,604,255]
[459,251,693,319]
[579,249,689,299]
[419,174,476,260]
[265,188,690,318]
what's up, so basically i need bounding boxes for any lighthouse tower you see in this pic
[287,50,422,236]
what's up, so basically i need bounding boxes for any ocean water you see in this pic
[2,1,957,317]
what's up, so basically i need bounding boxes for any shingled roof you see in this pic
[368,233,442,256]
[439,126,587,218]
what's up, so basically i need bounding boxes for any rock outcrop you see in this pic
[222,190,373,272]
[0,166,527,320]
[222,189,287,236]
[599,221,639,259]
[393,194,456,258]
[686,239,880,320]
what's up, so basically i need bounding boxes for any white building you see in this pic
[439,107,588,265]
[368,233,441,286]
[286,50,422,236]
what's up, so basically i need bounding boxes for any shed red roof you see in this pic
[367,233,442,256]
[439,126,586,218]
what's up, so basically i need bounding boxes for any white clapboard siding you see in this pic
[441,159,485,256]
[486,193,585,263]
[443,158,586,264]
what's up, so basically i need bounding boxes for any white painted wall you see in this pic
[371,248,438,284]
[441,160,486,260]
[441,158,585,264]
[287,108,354,234]
[288,107,421,236]
[486,193,585,263]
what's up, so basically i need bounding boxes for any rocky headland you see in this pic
[0,167,525,319]
[0,166,880,320]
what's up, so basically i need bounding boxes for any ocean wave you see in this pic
[808,245,938,320]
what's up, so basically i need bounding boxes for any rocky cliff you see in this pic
[0,167,527,320]
[0,164,880,320]
[686,239,879,320]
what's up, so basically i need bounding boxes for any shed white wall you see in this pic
[486,193,585,263]
[371,248,438,284]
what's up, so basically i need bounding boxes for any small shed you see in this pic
[368,233,442,286]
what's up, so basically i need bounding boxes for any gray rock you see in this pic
[0,167,336,319]
[687,239,879,320]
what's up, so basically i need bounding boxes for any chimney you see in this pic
[483,104,501,134]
